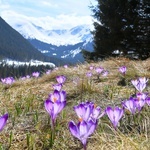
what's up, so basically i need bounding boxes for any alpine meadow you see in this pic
[0,0,150,149]
[0,57,150,150]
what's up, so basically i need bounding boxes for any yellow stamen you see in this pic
[94,104,97,108]
[53,97,57,102]
[137,97,141,101]
[79,117,83,122]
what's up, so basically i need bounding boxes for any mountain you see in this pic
[28,38,93,64]
[4,19,94,64]
[12,22,93,46]
[0,17,68,66]
[0,17,48,61]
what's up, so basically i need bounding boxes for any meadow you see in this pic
[0,57,150,150]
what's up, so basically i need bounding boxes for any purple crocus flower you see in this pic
[105,106,124,129]
[46,70,51,75]
[89,66,94,70]
[145,97,150,106]
[136,92,148,101]
[64,65,68,68]
[102,70,109,77]
[131,79,139,88]
[74,102,103,122]
[8,77,15,84]
[52,83,62,91]
[1,78,5,84]
[0,113,8,131]
[69,119,97,150]
[95,67,104,74]
[48,90,66,103]
[44,90,66,128]
[44,99,66,127]
[21,76,26,80]
[122,98,137,114]
[86,72,92,78]
[119,66,127,75]
[32,72,40,78]
[74,102,94,122]
[56,75,66,84]
[139,77,149,85]
[91,105,105,121]
[135,98,145,111]
[26,75,30,79]
[131,77,149,92]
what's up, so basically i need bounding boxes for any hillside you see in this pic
[28,39,87,64]
[0,57,150,150]
[0,17,49,62]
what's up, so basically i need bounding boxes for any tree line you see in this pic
[0,62,53,79]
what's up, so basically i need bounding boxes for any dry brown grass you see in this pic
[0,57,150,150]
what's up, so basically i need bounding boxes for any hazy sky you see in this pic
[0,0,97,29]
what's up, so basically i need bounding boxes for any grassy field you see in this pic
[0,57,150,150]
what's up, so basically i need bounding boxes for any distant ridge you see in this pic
[0,17,49,62]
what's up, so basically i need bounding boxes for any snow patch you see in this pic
[0,59,55,67]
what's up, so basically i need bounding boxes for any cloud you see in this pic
[0,0,95,17]
[0,0,10,10]
[0,0,96,29]
[39,1,57,7]
[1,10,94,30]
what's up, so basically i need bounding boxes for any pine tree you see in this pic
[92,0,124,58]
[135,0,150,59]
[91,0,149,59]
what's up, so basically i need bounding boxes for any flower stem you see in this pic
[49,119,56,147]
[83,145,87,150]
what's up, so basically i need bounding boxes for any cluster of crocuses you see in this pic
[44,75,67,129]
[0,69,51,84]
[32,72,40,78]
[1,77,15,85]
[86,66,108,78]
[69,101,103,150]
[68,101,125,149]
[20,75,30,80]
[20,71,40,80]
[69,76,149,149]
[125,77,150,110]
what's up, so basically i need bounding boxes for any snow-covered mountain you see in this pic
[13,22,93,46]
[5,19,94,64]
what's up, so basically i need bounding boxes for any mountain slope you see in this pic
[28,39,93,64]
[0,17,49,62]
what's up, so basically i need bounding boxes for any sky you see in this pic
[0,0,97,29]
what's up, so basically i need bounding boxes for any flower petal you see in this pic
[60,90,66,102]
[79,121,88,137]
[105,106,114,122]
[114,107,124,123]
[74,104,85,119]
[53,101,66,120]
[0,113,8,131]
[69,121,79,139]
[86,119,97,137]
[44,99,53,114]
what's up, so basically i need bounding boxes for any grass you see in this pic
[0,57,150,150]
